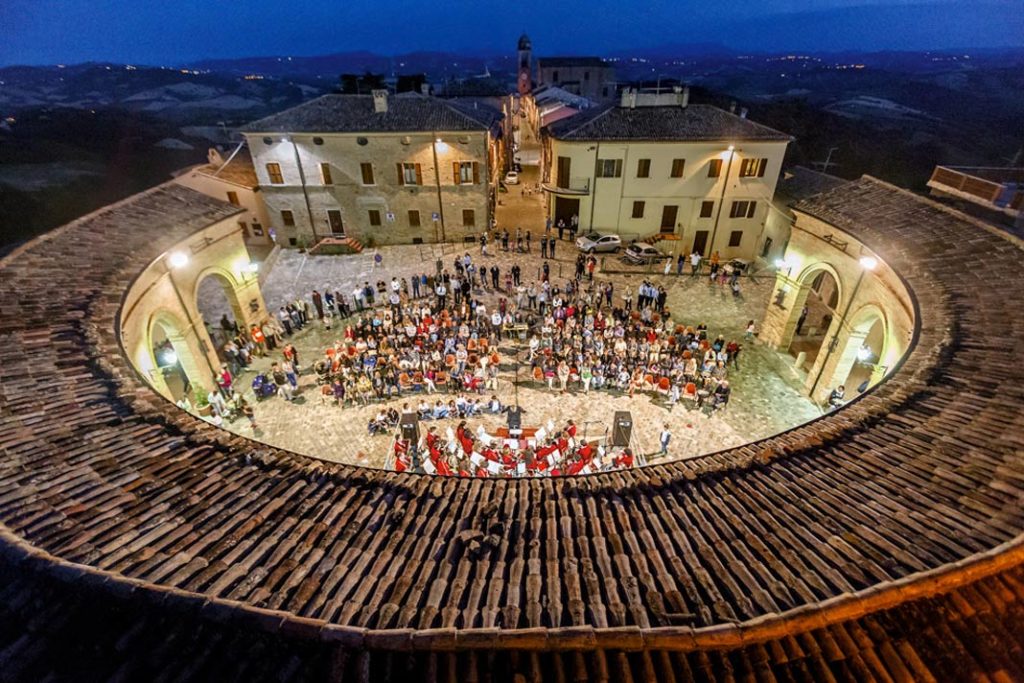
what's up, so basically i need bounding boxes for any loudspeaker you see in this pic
[612,410,633,447]
[400,414,419,442]
[507,407,523,432]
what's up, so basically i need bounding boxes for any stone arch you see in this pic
[831,302,890,394]
[142,308,216,403]
[192,266,249,349]
[782,261,846,373]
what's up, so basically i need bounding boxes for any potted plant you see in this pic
[194,388,213,416]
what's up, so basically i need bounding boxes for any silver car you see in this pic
[575,232,622,254]
[623,242,668,264]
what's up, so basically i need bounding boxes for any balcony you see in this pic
[541,176,591,196]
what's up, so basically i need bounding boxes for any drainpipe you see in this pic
[587,142,601,231]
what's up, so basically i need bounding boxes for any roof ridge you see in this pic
[557,103,615,138]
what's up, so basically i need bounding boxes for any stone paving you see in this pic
[203,244,822,469]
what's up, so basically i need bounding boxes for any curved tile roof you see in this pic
[0,176,1022,677]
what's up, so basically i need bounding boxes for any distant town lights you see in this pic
[168,251,189,269]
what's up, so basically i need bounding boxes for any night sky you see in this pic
[2,0,1022,66]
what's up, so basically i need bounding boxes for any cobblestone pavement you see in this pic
[205,245,822,469]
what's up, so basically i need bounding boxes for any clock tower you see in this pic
[517,34,532,96]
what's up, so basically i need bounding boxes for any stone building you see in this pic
[241,91,503,247]
[536,56,616,100]
[541,88,791,261]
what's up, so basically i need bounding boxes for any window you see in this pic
[728,231,743,247]
[239,220,249,238]
[280,210,295,227]
[368,209,382,227]
[596,159,622,178]
[636,158,651,178]
[226,191,240,206]
[398,162,422,186]
[729,200,758,218]
[462,209,476,227]
[700,200,714,218]
[631,201,645,218]
[252,221,264,236]
[708,159,722,178]
[454,161,479,185]
[360,162,375,185]
[552,70,559,81]
[266,162,284,184]
[408,210,421,227]
[739,158,768,178]
[670,158,686,178]
[320,162,333,185]
[584,71,590,81]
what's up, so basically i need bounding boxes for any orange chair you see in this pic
[412,371,425,391]
[675,325,686,335]
[682,350,692,360]
[435,371,449,391]
[467,338,479,351]
[657,377,671,394]
[445,354,456,368]
[652,313,660,324]
[489,352,500,366]
[533,366,544,382]
[468,353,479,366]
[398,373,412,391]
[479,338,489,352]
[683,383,698,403]
[643,374,655,389]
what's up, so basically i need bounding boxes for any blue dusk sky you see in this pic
[1,0,1022,66]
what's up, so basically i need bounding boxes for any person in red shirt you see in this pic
[615,448,635,469]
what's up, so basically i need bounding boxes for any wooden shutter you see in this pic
[452,162,460,185]
[757,159,767,177]
[397,163,405,186]
[472,162,480,184]
[415,163,423,186]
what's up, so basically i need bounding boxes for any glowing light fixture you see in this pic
[160,349,178,366]
[168,251,189,269]
[857,345,873,362]
[434,138,449,153]
[859,256,878,271]
[244,262,260,274]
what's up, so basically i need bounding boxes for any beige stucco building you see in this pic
[172,148,274,248]
[241,91,503,247]
[542,89,791,261]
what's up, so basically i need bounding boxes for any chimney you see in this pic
[420,83,430,96]
[729,100,736,114]
[739,107,748,119]
[372,89,388,113]
[681,86,690,109]
[619,87,639,109]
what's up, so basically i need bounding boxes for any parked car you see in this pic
[623,242,668,264]
[575,232,622,254]
[504,170,520,185]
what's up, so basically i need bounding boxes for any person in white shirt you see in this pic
[660,424,672,456]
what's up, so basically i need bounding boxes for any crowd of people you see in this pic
[391,418,639,477]
[198,235,752,476]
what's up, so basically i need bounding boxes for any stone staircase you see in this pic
[308,236,364,255]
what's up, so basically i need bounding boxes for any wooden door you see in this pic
[660,205,678,233]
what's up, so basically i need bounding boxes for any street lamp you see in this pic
[163,249,218,380]
[709,144,737,259]
[809,253,878,399]
[431,132,447,242]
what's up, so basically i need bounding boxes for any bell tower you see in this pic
[517,34,532,95]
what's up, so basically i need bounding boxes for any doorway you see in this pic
[328,210,345,235]
[554,196,580,229]
[692,230,709,255]
[660,205,678,233]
